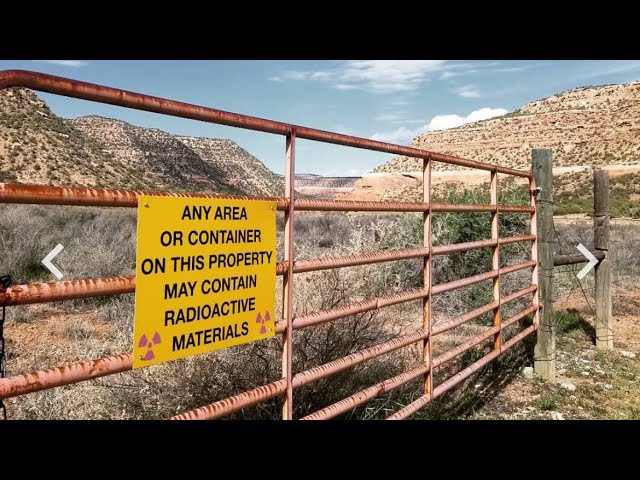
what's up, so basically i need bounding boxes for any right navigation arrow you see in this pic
[576,243,599,280]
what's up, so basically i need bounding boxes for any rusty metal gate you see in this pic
[0,70,539,420]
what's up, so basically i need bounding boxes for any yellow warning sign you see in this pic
[132,196,277,369]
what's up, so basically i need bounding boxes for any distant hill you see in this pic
[0,87,283,196]
[373,81,640,174]
[0,87,154,189]
[295,174,359,188]
[294,174,358,199]
[344,81,640,216]
[177,136,282,196]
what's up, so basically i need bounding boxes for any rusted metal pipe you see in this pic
[498,205,536,213]
[432,269,498,295]
[0,183,535,214]
[292,330,427,388]
[278,235,536,275]
[432,238,496,255]
[300,363,429,420]
[500,304,538,330]
[502,324,538,350]
[281,132,295,420]
[387,321,539,420]
[500,234,536,245]
[500,285,537,305]
[422,155,433,397]
[274,287,428,333]
[1,259,538,309]
[286,247,430,274]
[1,182,534,214]
[500,260,537,275]
[0,354,132,399]
[432,350,501,400]
[0,276,135,306]
[0,182,287,209]
[386,350,501,420]
[431,204,533,213]
[172,331,431,421]
[432,326,500,368]
[431,301,499,335]
[0,70,532,178]
[170,379,287,420]
[296,199,428,212]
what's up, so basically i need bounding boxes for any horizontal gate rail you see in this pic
[301,363,430,420]
[386,323,538,421]
[0,69,539,420]
[0,183,533,213]
[0,236,536,306]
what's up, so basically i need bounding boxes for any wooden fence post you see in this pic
[533,149,555,382]
[594,169,613,349]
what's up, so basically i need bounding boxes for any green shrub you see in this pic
[381,186,530,295]
[555,310,582,334]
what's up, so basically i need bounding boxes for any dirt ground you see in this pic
[470,285,640,420]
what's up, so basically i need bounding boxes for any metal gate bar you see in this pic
[0,70,539,420]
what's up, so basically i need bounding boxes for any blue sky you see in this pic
[2,60,640,176]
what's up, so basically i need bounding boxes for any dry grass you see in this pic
[2,196,637,420]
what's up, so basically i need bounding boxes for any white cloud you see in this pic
[454,84,481,98]
[370,107,508,145]
[269,60,448,94]
[36,60,89,68]
[440,70,478,80]
[337,60,447,93]
[333,83,359,91]
[269,61,553,94]
[310,71,330,80]
[493,67,525,73]
[374,113,405,122]
[371,126,421,145]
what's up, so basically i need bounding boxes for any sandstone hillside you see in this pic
[0,88,154,189]
[177,136,283,196]
[345,81,640,217]
[373,81,640,174]
[0,87,283,196]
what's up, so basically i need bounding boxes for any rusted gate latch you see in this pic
[0,275,11,420]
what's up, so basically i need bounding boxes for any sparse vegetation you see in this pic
[0,188,537,420]
[555,172,640,218]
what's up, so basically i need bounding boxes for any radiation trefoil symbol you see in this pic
[138,332,161,361]
[256,311,271,334]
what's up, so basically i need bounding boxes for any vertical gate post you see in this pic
[594,170,613,349]
[282,131,296,419]
[490,170,502,351]
[532,149,555,382]
[422,155,433,396]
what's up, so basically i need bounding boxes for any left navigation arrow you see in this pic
[42,243,64,280]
